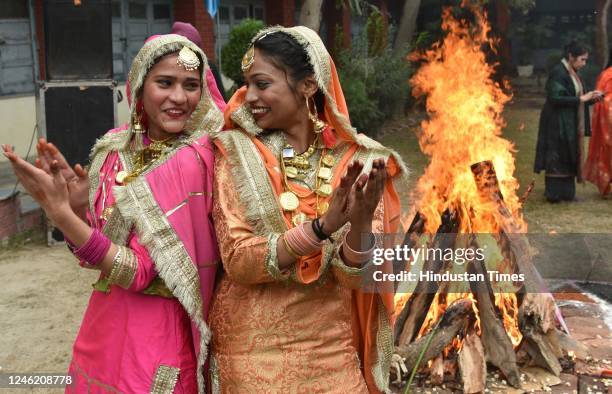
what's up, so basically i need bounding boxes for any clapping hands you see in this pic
[320,158,387,235]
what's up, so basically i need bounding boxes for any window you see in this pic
[234,6,247,21]
[219,6,230,23]
[153,4,170,19]
[0,1,28,19]
[254,7,264,21]
[128,2,147,19]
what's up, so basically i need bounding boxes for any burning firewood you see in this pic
[394,210,459,347]
[393,299,474,382]
[467,256,522,388]
[388,1,590,391]
[429,355,445,386]
[471,160,546,295]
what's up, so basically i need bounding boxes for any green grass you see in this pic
[378,100,612,234]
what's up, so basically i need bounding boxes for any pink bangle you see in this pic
[72,229,111,265]
[285,223,324,256]
[341,232,375,265]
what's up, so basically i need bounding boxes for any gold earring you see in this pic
[132,112,144,134]
[306,96,326,134]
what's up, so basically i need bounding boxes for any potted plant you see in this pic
[517,47,534,77]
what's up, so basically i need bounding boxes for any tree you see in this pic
[298,0,325,32]
[393,0,421,54]
[596,0,612,69]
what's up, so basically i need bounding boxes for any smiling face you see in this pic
[141,53,202,140]
[243,49,307,130]
[568,52,588,71]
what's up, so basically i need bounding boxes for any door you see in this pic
[112,0,172,81]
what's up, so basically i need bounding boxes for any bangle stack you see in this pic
[283,222,325,258]
[341,232,375,265]
[311,217,330,241]
[72,229,111,266]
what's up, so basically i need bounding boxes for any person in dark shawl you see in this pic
[534,42,603,202]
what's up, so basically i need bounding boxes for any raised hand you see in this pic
[35,139,89,217]
[346,158,387,231]
[319,160,364,234]
[2,144,70,221]
[35,139,75,180]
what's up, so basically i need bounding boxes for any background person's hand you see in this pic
[580,90,604,102]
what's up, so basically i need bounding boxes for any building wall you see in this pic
[0,95,36,162]
[174,0,216,61]
[0,0,303,164]
[0,85,130,164]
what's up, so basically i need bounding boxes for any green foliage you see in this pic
[366,7,386,56]
[220,19,265,86]
[336,33,412,136]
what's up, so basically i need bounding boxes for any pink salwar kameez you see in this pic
[65,34,224,394]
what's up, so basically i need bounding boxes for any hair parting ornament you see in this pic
[241,31,280,73]
[176,46,200,71]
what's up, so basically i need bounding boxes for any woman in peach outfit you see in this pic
[208,26,408,393]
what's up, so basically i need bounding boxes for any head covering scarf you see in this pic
[124,34,224,150]
[221,26,408,392]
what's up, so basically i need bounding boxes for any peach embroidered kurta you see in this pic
[209,154,378,392]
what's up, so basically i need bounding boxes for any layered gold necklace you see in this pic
[279,135,336,227]
[116,134,177,184]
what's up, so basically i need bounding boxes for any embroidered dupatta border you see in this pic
[111,177,210,393]
[349,146,394,392]
[213,130,287,235]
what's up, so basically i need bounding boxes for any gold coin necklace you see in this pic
[278,134,335,226]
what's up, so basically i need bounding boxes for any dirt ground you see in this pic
[0,244,96,393]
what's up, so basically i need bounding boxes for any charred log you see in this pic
[395,210,460,346]
[471,160,545,295]
[395,299,474,373]
[468,257,521,388]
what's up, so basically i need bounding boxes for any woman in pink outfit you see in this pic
[3,33,224,393]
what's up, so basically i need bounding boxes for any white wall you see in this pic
[0,94,36,162]
[0,84,130,163]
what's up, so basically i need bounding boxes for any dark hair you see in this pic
[253,32,325,110]
[564,41,589,60]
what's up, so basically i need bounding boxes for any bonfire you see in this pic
[389,3,585,392]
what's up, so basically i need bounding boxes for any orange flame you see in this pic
[395,3,524,347]
[409,3,526,234]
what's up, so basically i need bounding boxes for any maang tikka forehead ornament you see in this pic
[241,45,255,72]
[241,31,277,73]
[176,46,200,71]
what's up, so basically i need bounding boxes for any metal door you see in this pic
[111,0,172,81]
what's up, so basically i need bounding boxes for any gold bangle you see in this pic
[282,235,301,260]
